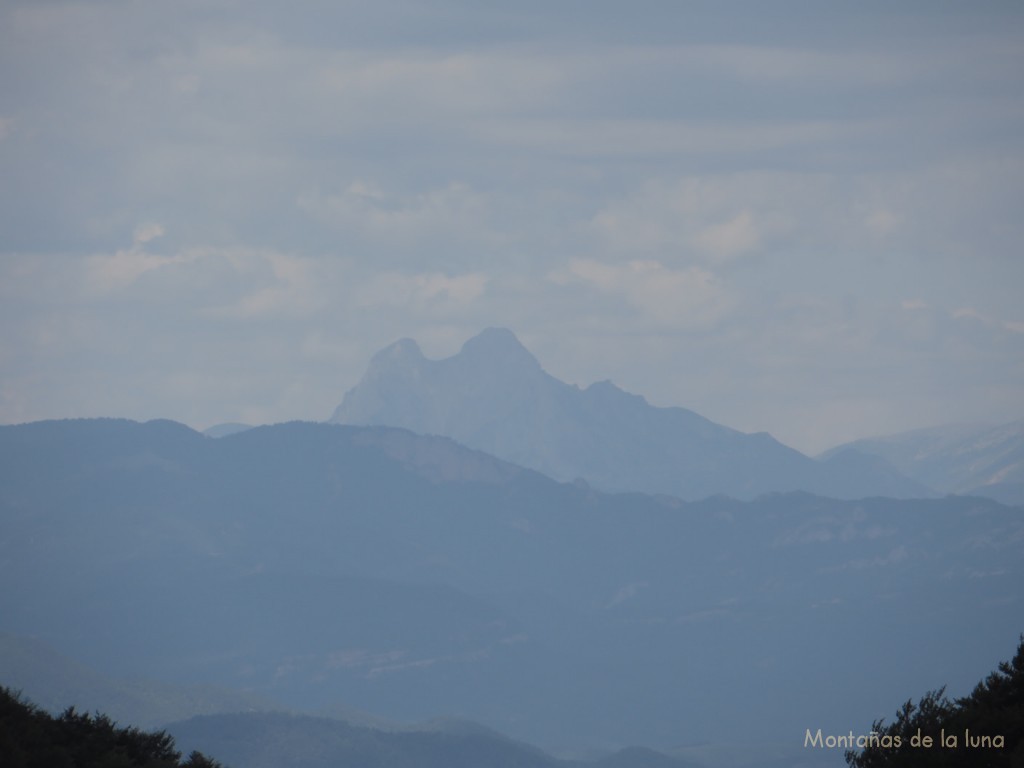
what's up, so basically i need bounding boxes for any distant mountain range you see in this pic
[821,420,1024,506]
[2,417,1020,763]
[167,710,702,768]
[202,422,254,438]
[0,632,696,768]
[330,328,932,501]
[0,632,277,730]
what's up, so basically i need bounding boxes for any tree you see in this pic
[846,635,1024,767]
[0,687,223,768]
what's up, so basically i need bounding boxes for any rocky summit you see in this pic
[331,328,931,501]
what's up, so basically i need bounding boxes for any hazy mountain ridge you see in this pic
[169,710,554,768]
[202,423,254,438]
[1,417,1019,761]
[821,420,1024,505]
[166,710,703,768]
[0,632,278,731]
[0,634,701,768]
[330,328,931,501]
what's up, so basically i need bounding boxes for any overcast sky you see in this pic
[2,0,1022,454]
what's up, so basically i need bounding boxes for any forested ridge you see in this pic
[0,687,221,768]
[845,636,1024,767]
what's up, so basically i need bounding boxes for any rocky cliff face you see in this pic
[330,328,931,501]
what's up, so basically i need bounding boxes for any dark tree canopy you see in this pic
[0,687,222,768]
[846,635,1024,767]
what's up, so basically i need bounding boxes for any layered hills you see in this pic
[1,417,1020,763]
[330,328,930,501]
[0,637,696,768]
[0,632,275,730]
[821,420,1024,506]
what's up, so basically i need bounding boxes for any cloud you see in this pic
[694,45,934,88]
[605,581,648,609]
[356,271,488,310]
[692,210,760,260]
[297,181,500,253]
[588,175,805,260]
[481,116,872,159]
[828,546,910,572]
[81,228,328,321]
[133,222,165,246]
[951,307,1024,336]
[207,251,325,319]
[550,259,731,328]
[953,307,986,322]
[2,1,1023,453]
[865,209,902,237]
[85,224,201,294]
[311,50,567,118]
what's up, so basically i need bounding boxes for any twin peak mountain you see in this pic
[330,328,928,501]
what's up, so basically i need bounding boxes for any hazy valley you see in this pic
[2,397,1021,765]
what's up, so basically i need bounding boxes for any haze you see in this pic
[2,1,1023,454]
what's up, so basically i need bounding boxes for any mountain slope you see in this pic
[0,633,696,768]
[168,711,561,768]
[1,417,1019,756]
[0,633,277,731]
[820,420,1024,505]
[167,711,701,768]
[330,328,930,501]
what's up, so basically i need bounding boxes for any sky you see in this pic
[1,0,1023,455]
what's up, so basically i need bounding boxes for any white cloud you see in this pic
[692,211,760,260]
[202,251,327,319]
[356,271,488,310]
[133,222,165,246]
[298,181,499,250]
[588,175,806,260]
[953,307,978,320]
[83,230,328,320]
[951,307,1024,336]
[550,259,730,328]
[85,225,200,294]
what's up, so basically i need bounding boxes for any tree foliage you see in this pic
[0,687,222,768]
[846,635,1024,767]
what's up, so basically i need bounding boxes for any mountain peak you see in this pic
[329,329,929,501]
[376,335,423,360]
[369,337,424,368]
[458,328,540,370]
